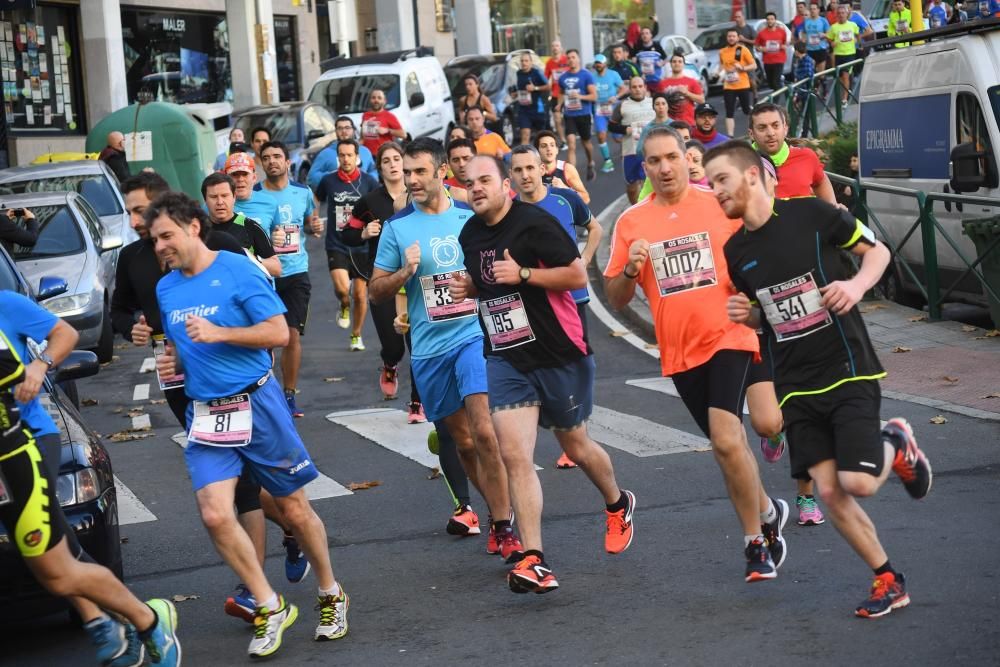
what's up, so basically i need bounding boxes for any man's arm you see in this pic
[110,249,141,339]
[604,238,649,310]
[387,115,407,139]
[814,172,837,205]
[581,83,598,103]
[368,266,411,304]
[563,163,591,204]
[686,80,706,104]
[580,217,602,266]
[184,312,289,349]
[494,249,587,291]
[820,240,889,314]
[0,211,39,247]
[15,318,79,404]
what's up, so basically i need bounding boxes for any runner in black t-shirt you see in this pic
[202,172,280,278]
[705,141,932,619]
[450,155,635,594]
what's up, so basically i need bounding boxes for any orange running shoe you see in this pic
[497,526,524,563]
[508,553,559,594]
[486,522,501,555]
[555,452,578,469]
[604,490,636,554]
[855,571,910,618]
[446,505,481,536]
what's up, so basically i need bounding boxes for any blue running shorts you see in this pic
[486,354,595,431]
[411,336,489,423]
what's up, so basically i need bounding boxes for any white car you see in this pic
[309,47,455,143]
[658,34,712,94]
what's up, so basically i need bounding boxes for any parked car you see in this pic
[694,20,796,90]
[659,34,713,94]
[309,48,455,146]
[233,101,339,185]
[444,53,505,105]
[2,192,122,362]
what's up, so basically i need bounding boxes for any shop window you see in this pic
[274,16,300,102]
[490,0,545,54]
[0,3,87,134]
[435,0,455,32]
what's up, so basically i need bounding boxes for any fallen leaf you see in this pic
[348,480,382,491]
[150,399,166,405]
[609,330,629,337]
[986,330,1000,337]
[908,315,927,322]
[426,467,441,480]
[107,430,155,442]
[961,325,978,332]
[323,377,345,383]
[171,594,200,603]
[929,415,948,424]
[112,407,124,414]
[980,393,1000,399]
[114,343,130,350]
[892,346,912,353]
[81,398,99,407]
[644,342,658,349]
[942,376,959,383]
[126,409,146,418]
[860,304,888,313]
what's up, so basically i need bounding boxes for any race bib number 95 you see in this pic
[649,232,718,296]
[757,272,832,342]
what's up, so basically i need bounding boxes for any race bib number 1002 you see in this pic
[479,293,535,351]
[649,232,718,296]
[756,271,832,342]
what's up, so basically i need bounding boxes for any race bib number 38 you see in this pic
[757,272,832,342]
[420,271,477,322]
[189,394,252,447]
[649,232,718,296]
[479,293,535,351]
[274,224,300,254]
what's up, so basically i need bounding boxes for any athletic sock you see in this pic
[744,533,765,548]
[874,560,895,576]
[760,498,777,524]
[137,606,159,638]
[606,491,628,513]
[522,549,544,561]
[599,142,610,160]
[259,593,279,611]
[493,519,512,533]
[318,582,341,598]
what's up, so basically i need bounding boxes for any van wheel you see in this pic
[879,261,924,309]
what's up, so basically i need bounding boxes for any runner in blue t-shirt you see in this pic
[255,141,323,418]
[306,117,377,190]
[513,52,550,147]
[226,152,280,233]
[591,54,626,174]
[368,138,521,558]
[557,49,599,181]
[148,191,348,657]
[800,7,831,71]
[927,0,948,27]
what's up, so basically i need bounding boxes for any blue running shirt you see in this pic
[235,189,279,236]
[0,291,58,436]
[253,181,315,276]
[558,69,596,117]
[520,187,592,304]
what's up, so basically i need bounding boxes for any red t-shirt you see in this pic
[775,146,826,199]
[544,55,569,97]
[755,28,788,65]
[360,110,403,155]
[658,76,703,127]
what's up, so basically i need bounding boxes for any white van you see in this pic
[308,48,455,143]
[858,21,1000,308]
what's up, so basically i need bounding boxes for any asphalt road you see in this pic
[3,99,999,665]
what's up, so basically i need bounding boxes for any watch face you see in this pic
[520,267,531,281]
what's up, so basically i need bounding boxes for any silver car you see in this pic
[1,191,122,362]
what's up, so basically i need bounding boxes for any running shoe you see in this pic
[744,537,777,582]
[285,390,304,418]
[605,489,636,554]
[407,401,427,424]
[224,583,256,623]
[555,452,578,469]
[586,163,596,181]
[601,158,615,173]
[110,623,145,667]
[447,504,481,536]
[486,521,500,555]
[796,494,825,526]
[508,553,559,594]
[761,497,789,569]
[143,598,181,666]
[379,364,399,399]
[283,533,311,583]
[427,429,439,455]
[855,571,910,618]
[315,591,349,641]
[760,432,786,463]
[84,616,132,666]
[884,418,933,499]
[559,141,568,152]
[349,335,365,351]
[337,306,350,329]
[497,526,525,562]
[248,595,298,658]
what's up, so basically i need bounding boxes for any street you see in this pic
[3,127,999,665]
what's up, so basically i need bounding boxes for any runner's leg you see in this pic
[351,277,368,339]
[272,488,336,591]
[553,425,620,504]
[461,393,511,520]
[809,459,889,568]
[492,406,543,551]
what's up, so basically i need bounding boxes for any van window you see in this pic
[957,92,994,157]
[405,72,424,107]
[309,74,401,114]
[989,85,1000,134]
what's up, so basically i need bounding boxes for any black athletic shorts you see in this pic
[832,53,856,75]
[0,427,65,558]
[564,114,592,141]
[275,272,311,335]
[723,88,753,118]
[747,332,773,385]
[671,349,753,438]
[326,248,365,281]
[782,379,884,480]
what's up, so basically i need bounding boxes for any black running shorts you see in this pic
[0,428,65,558]
[275,272,311,335]
[326,248,364,281]
[671,349,753,438]
[747,332,773,385]
[564,114,593,141]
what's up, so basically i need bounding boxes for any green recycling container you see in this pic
[85,102,217,202]
[961,215,1000,329]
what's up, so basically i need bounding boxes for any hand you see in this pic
[185,314,223,344]
[727,293,753,324]
[820,279,865,315]
[131,315,153,347]
[526,83,535,92]
[492,248,523,285]
[155,341,177,378]
[309,214,324,237]
[627,239,650,275]
[551,176,569,190]
[270,226,293,247]
[392,312,410,334]
[404,241,420,277]
[13,360,47,404]
[362,220,382,240]
[449,271,473,302]
[377,124,389,135]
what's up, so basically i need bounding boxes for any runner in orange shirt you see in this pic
[604,125,788,583]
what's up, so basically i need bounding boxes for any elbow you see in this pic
[271,324,290,348]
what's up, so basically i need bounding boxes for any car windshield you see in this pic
[235,111,300,145]
[694,29,730,51]
[0,174,122,217]
[309,74,400,114]
[11,205,84,259]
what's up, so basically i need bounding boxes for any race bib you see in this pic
[566,89,582,111]
[839,30,854,42]
[807,33,821,46]
[189,393,253,447]
[631,123,643,140]
[273,224,300,254]
[597,101,614,117]
[649,232,718,296]
[419,271,477,322]
[641,60,654,74]
[335,205,352,231]
[517,89,533,105]
[765,39,780,52]
[152,335,184,391]
[480,294,535,351]
[757,272,832,342]
[362,119,380,139]
[725,70,740,84]
[895,19,909,30]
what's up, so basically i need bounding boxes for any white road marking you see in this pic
[132,384,150,401]
[626,376,749,415]
[139,357,155,374]
[131,413,151,431]
[114,476,157,525]
[587,405,710,456]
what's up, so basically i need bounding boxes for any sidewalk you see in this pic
[592,195,1000,421]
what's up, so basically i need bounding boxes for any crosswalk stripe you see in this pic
[132,384,150,401]
[139,357,155,374]
[627,376,750,415]
[115,476,157,525]
[132,414,151,431]
[588,405,711,456]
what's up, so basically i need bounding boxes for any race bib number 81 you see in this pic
[757,272,832,342]
[189,393,253,447]
[649,232,718,296]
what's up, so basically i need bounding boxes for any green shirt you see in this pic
[827,21,860,56]
[887,9,912,47]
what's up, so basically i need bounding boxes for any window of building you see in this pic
[490,0,546,54]
[0,3,86,134]
[590,0,654,55]
[121,9,232,105]
[274,16,300,102]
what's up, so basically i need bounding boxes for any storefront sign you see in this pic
[162,18,185,32]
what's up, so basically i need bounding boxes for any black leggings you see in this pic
[434,420,470,508]
[764,63,784,92]
[369,298,420,403]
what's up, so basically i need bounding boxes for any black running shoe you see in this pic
[884,418,932,499]
[744,537,777,582]
[855,571,910,618]
[586,164,596,181]
[761,497,789,569]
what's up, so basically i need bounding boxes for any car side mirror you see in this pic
[51,350,100,383]
[37,276,68,300]
[409,92,425,108]
[100,234,123,252]
[306,129,326,145]
[950,142,999,193]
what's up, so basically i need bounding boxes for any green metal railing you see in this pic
[759,58,863,136]
[828,173,1000,321]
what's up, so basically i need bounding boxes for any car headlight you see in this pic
[43,293,92,316]
[56,468,101,507]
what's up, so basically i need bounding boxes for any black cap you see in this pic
[694,102,719,117]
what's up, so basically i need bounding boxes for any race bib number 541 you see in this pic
[649,232,718,296]
[757,272,832,342]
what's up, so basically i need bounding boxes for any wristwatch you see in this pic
[519,266,532,283]
[36,351,55,368]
